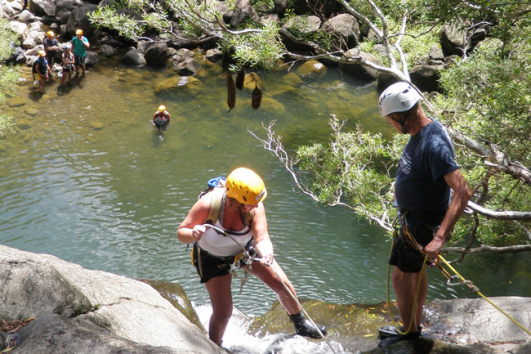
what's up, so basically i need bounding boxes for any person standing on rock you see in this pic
[72,29,89,79]
[377,82,471,345]
[177,167,327,347]
[43,31,60,69]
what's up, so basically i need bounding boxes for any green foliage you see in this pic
[295,118,397,222]
[89,6,146,40]
[0,114,15,140]
[434,19,531,245]
[0,18,18,62]
[221,21,284,68]
[0,18,18,142]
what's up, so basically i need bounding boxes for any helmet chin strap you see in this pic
[390,116,408,134]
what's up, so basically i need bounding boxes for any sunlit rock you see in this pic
[155,75,202,96]
[296,60,326,78]
[243,72,264,90]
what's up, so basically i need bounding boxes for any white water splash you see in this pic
[194,304,353,354]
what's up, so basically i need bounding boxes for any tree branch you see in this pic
[443,244,531,254]
[467,201,531,221]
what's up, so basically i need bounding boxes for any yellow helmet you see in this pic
[38,50,45,57]
[47,31,54,37]
[158,105,166,112]
[226,167,267,205]
[76,29,83,35]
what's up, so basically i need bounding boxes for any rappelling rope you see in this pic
[386,216,531,337]
[438,254,531,336]
[202,224,337,354]
[385,218,428,336]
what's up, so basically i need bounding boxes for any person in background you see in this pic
[177,167,327,347]
[72,29,90,78]
[43,31,60,69]
[33,50,51,94]
[377,82,471,345]
[152,105,171,132]
[58,44,75,88]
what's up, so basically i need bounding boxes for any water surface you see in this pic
[1,55,529,317]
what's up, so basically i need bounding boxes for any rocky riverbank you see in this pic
[1,245,530,353]
[3,0,488,94]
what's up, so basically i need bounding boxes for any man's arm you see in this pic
[424,169,471,259]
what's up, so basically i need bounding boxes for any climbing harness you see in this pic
[202,223,256,294]
[385,213,531,337]
[204,224,336,353]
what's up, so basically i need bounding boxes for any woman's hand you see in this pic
[191,224,206,242]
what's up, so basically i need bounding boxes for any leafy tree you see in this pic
[0,18,18,144]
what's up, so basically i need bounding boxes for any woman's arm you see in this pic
[177,195,211,244]
[251,203,274,265]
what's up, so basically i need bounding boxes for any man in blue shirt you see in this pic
[72,29,90,78]
[377,82,471,344]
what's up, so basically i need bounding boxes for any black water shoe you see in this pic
[378,325,422,340]
[289,312,327,339]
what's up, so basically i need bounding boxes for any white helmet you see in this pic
[378,82,421,116]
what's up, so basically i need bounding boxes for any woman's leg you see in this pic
[204,273,233,345]
[250,260,300,314]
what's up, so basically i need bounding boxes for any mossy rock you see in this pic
[272,59,290,72]
[252,300,389,336]
[140,279,204,331]
[259,97,286,113]
[267,85,299,98]
[17,118,31,130]
[155,76,202,96]
[7,96,25,108]
[243,72,264,91]
[90,121,104,130]
[296,60,327,78]
[281,72,304,86]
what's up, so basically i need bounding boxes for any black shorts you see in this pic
[389,216,439,273]
[75,56,85,65]
[191,242,254,283]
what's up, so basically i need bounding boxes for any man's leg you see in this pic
[392,267,426,332]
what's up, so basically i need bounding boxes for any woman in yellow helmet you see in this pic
[178,167,327,347]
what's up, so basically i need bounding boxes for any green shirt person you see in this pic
[71,29,90,78]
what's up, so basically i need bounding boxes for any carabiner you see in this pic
[446,274,463,287]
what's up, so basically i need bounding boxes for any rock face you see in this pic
[0,245,225,354]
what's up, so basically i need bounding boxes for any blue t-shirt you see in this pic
[395,119,459,212]
[72,36,88,57]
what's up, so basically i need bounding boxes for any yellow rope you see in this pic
[386,219,531,338]
[385,235,428,335]
[439,255,531,336]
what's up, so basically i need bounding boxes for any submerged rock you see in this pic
[155,75,202,96]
